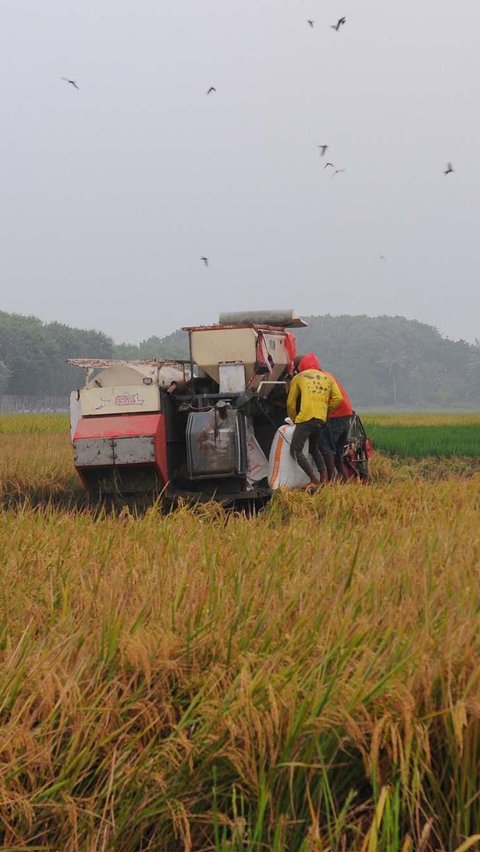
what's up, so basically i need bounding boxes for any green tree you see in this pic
[0,361,11,393]
[0,312,113,394]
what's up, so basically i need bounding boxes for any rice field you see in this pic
[0,413,479,851]
[363,413,480,459]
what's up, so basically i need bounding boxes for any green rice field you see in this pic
[363,414,480,458]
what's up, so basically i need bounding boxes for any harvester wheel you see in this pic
[354,447,369,482]
[342,415,371,483]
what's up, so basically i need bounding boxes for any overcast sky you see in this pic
[1,0,479,344]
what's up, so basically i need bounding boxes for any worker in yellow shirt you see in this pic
[287,352,343,488]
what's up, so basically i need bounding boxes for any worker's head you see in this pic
[298,353,321,372]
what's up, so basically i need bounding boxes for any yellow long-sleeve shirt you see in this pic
[287,369,343,424]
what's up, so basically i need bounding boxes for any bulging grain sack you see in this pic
[268,423,313,489]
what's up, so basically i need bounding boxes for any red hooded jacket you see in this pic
[298,353,321,371]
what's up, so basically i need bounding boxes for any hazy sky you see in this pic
[1,0,479,343]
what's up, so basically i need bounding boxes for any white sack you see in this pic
[268,424,314,490]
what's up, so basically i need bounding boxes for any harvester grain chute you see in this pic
[68,311,371,504]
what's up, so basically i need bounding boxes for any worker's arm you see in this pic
[287,375,300,421]
[327,377,344,415]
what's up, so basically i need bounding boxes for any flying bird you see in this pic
[61,77,79,89]
[318,145,328,157]
[307,20,315,27]
[379,255,387,261]
[324,162,335,169]
[330,17,346,31]
[444,162,454,175]
[332,169,346,176]
[206,87,216,95]
[200,256,208,266]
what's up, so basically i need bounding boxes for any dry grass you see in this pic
[0,415,480,850]
[0,432,80,506]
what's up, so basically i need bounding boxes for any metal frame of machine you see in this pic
[68,312,371,504]
[69,312,301,504]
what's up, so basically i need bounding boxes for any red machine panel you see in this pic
[74,414,169,484]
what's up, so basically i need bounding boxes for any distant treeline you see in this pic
[296,315,480,408]
[0,312,112,396]
[1,310,479,408]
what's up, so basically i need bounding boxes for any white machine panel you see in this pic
[219,362,246,394]
[73,436,156,467]
[74,438,114,467]
[113,436,156,465]
[79,385,160,417]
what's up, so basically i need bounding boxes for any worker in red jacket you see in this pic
[293,355,354,482]
[319,373,354,481]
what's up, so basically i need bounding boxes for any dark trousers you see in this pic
[290,419,326,480]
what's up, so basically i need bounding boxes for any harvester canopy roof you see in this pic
[217,310,307,328]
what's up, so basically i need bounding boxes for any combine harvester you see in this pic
[69,311,370,505]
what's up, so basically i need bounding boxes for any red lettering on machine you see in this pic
[114,393,144,406]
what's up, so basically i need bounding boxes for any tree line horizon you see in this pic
[1,310,479,408]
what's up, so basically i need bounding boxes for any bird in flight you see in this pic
[61,77,79,89]
[379,254,387,261]
[318,145,328,157]
[324,162,335,169]
[444,162,454,176]
[200,256,209,266]
[206,87,216,95]
[330,17,346,31]
[307,20,315,27]
[333,169,346,176]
